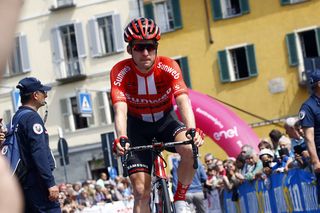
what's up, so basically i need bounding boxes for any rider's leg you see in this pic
[174,131,196,201]
[129,172,152,213]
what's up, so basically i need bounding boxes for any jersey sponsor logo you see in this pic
[113,66,131,86]
[125,88,172,104]
[157,62,180,79]
[33,123,43,135]
[299,110,306,120]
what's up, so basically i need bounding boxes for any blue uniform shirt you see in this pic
[299,94,320,147]
[15,106,56,189]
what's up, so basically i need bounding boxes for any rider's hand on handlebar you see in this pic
[113,136,130,156]
[185,128,204,147]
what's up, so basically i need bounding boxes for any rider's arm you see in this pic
[175,93,195,129]
[113,101,128,137]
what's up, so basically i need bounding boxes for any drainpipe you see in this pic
[204,0,214,44]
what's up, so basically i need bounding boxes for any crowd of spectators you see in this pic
[58,173,133,213]
[199,116,312,212]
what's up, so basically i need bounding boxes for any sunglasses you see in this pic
[132,43,157,52]
[38,90,47,95]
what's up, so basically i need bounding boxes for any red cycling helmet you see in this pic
[124,17,161,43]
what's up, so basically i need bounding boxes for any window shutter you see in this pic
[88,18,101,57]
[280,0,291,5]
[74,22,86,58]
[286,33,298,66]
[51,28,64,63]
[60,98,71,131]
[112,14,125,52]
[87,114,95,126]
[172,0,183,29]
[315,28,320,57]
[211,0,222,21]
[180,57,192,88]
[19,35,31,72]
[240,0,250,14]
[246,44,258,77]
[218,50,230,82]
[97,92,108,124]
[144,3,155,20]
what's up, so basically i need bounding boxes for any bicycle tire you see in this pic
[158,178,173,213]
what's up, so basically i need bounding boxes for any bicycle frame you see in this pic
[154,153,167,179]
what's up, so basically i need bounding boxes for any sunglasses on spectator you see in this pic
[132,43,157,52]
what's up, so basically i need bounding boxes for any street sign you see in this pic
[11,90,21,112]
[76,92,93,116]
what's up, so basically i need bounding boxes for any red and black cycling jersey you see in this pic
[110,56,188,122]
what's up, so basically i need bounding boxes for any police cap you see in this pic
[16,77,51,94]
[309,69,320,87]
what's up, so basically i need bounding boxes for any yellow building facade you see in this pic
[151,0,319,159]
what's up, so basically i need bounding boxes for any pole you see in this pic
[58,127,68,183]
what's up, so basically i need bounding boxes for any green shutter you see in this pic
[180,57,191,88]
[144,3,154,20]
[286,33,298,66]
[280,0,291,5]
[316,28,320,56]
[211,0,222,21]
[246,44,258,77]
[171,0,183,29]
[218,50,230,82]
[240,0,250,14]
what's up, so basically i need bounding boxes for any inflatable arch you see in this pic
[175,89,259,157]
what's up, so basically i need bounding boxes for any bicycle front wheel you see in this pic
[158,178,173,213]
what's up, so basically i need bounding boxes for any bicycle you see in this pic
[121,130,199,213]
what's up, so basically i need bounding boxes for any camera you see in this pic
[279,147,289,157]
[294,144,306,155]
[262,160,271,168]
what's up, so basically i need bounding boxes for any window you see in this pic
[144,0,182,33]
[60,96,94,131]
[88,13,124,58]
[97,91,114,125]
[217,44,258,82]
[174,57,192,88]
[211,0,250,20]
[51,0,76,10]
[129,0,143,19]
[286,28,320,84]
[4,34,31,76]
[51,22,86,80]
[280,0,308,5]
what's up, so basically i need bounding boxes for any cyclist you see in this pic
[110,17,204,213]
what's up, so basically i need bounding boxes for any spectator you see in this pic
[269,129,283,159]
[242,150,263,181]
[204,153,215,168]
[273,135,294,173]
[77,190,94,208]
[259,149,276,178]
[96,172,108,189]
[284,117,306,151]
[258,138,274,151]
[94,184,108,204]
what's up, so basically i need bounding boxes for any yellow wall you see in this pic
[158,0,319,158]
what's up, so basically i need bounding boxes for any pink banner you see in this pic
[175,89,259,157]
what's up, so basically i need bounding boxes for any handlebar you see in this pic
[122,138,199,169]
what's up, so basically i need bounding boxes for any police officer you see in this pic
[15,77,60,213]
[299,69,320,204]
